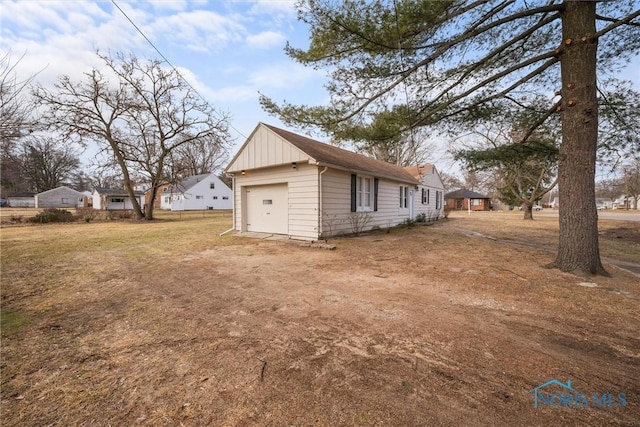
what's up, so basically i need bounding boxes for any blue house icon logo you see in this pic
[529,378,628,409]
[529,379,576,409]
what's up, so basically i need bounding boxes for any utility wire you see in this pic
[110,0,247,140]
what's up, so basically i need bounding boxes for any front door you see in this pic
[409,190,415,220]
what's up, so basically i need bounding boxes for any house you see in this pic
[92,187,145,210]
[146,183,171,209]
[224,122,444,240]
[445,189,492,211]
[403,165,446,220]
[6,192,35,208]
[159,173,232,211]
[595,198,613,210]
[35,186,86,209]
[613,195,638,210]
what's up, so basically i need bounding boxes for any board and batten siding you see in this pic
[234,163,319,239]
[320,168,410,237]
[227,125,311,172]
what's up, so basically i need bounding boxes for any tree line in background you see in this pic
[1,51,233,220]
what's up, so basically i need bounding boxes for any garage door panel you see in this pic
[246,184,288,234]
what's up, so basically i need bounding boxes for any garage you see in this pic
[245,184,289,234]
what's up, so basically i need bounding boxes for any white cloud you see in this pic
[246,31,286,49]
[248,62,322,89]
[246,0,297,17]
[150,10,246,54]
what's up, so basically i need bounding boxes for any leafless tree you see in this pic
[16,136,81,192]
[0,51,39,195]
[34,52,233,220]
[169,133,231,178]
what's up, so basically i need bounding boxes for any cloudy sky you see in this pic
[1,1,638,176]
[1,1,334,165]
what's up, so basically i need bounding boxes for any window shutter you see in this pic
[421,188,425,204]
[373,178,379,211]
[350,174,357,212]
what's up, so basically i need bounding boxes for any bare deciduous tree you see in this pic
[17,136,81,192]
[34,52,233,220]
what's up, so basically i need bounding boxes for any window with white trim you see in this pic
[399,186,409,208]
[435,191,442,209]
[357,176,372,211]
[196,195,204,200]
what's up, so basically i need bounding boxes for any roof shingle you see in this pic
[264,124,419,184]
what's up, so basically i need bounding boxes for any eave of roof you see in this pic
[263,124,419,184]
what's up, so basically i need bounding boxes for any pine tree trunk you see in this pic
[552,1,607,275]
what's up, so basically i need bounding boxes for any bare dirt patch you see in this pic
[1,213,639,426]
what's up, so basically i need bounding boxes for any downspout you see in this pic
[318,166,328,238]
[219,174,236,236]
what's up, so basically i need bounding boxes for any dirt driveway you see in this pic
[1,215,639,426]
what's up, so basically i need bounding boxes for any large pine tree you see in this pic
[261,0,640,276]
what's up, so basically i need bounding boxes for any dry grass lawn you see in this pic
[1,210,639,426]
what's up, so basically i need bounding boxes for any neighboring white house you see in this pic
[160,173,232,211]
[225,122,445,240]
[92,187,145,210]
[613,195,638,210]
[35,186,85,208]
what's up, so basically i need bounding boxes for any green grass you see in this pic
[0,307,24,336]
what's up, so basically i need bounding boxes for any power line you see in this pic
[110,0,247,140]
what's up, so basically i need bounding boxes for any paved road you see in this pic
[535,210,640,222]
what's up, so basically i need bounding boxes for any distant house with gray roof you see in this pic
[35,186,86,209]
[445,189,492,211]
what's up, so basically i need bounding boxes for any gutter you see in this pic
[219,174,236,237]
[318,166,328,237]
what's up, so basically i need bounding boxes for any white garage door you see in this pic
[246,184,288,234]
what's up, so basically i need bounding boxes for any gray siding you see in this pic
[35,187,83,208]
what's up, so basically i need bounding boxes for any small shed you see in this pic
[445,189,492,211]
[35,186,85,208]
